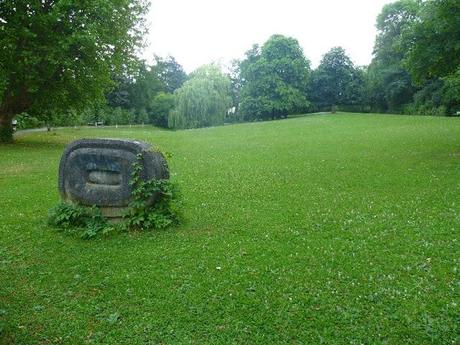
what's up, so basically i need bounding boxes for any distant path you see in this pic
[14,127,50,137]
[14,114,332,138]
[14,124,148,138]
[288,112,331,118]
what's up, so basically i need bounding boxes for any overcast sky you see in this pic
[142,0,394,73]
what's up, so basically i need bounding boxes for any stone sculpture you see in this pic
[58,138,169,218]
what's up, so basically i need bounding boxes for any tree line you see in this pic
[1,0,459,142]
[169,0,459,129]
[227,0,460,124]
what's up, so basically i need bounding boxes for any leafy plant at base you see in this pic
[48,151,180,238]
[123,152,179,231]
[48,203,113,239]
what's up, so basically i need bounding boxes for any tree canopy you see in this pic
[366,0,460,115]
[0,0,148,141]
[150,92,175,128]
[154,55,188,94]
[104,56,187,128]
[168,64,231,129]
[366,0,419,112]
[238,35,311,121]
[310,47,365,111]
[403,0,460,84]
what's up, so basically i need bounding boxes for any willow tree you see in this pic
[0,0,148,142]
[168,64,231,129]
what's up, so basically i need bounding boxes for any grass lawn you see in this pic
[0,113,459,344]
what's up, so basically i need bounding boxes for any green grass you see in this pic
[1,113,459,344]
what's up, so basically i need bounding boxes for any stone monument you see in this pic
[58,139,169,219]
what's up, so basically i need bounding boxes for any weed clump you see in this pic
[125,154,180,231]
[48,203,112,239]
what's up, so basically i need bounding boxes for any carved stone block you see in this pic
[58,139,169,218]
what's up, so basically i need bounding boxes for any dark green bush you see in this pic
[16,112,44,129]
[149,92,175,127]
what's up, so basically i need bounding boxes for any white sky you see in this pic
[142,0,394,73]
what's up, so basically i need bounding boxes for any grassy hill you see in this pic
[1,113,459,344]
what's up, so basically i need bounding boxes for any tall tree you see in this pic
[149,92,175,127]
[238,35,311,121]
[310,47,364,110]
[227,59,242,113]
[168,64,231,129]
[0,0,148,142]
[106,56,185,125]
[130,62,164,112]
[367,0,420,112]
[106,73,135,109]
[153,55,187,94]
[403,0,460,85]
[400,0,460,115]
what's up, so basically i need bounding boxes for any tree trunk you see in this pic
[0,114,14,143]
[0,86,32,142]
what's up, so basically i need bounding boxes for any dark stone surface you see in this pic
[58,139,169,217]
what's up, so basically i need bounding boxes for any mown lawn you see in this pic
[0,113,459,344]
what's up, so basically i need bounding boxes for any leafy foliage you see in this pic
[238,35,311,121]
[310,47,365,110]
[403,0,460,84]
[154,55,188,94]
[48,203,112,239]
[227,59,243,119]
[0,0,149,141]
[169,64,231,129]
[441,68,460,114]
[149,92,175,127]
[15,112,44,129]
[105,57,186,128]
[106,73,134,109]
[367,0,460,114]
[129,62,165,114]
[124,153,180,231]
[366,0,419,112]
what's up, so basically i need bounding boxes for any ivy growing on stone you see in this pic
[123,152,180,231]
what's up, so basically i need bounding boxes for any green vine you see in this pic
[123,152,180,231]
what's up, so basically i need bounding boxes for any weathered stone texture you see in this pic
[58,139,169,217]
